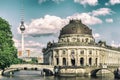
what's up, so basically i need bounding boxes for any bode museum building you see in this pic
[42,20,120,67]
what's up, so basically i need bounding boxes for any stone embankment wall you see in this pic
[59,67,115,77]
[60,68,85,76]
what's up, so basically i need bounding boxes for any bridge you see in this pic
[84,65,118,77]
[2,64,118,77]
[3,64,54,76]
[90,68,113,77]
[58,65,118,77]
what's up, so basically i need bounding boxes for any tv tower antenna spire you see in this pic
[19,0,25,57]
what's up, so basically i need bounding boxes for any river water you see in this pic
[0,70,116,80]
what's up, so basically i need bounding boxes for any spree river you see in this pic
[0,70,116,80]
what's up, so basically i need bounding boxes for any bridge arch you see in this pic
[2,64,54,76]
[43,68,53,76]
[91,68,114,77]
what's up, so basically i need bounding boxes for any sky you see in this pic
[0,0,120,57]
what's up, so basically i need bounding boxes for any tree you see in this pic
[0,17,19,70]
[31,57,38,64]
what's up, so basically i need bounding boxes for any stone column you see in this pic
[75,49,77,66]
[59,50,62,66]
[96,50,99,66]
[86,49,88,66]
[92,49,95,66]
[97,50,100,67]
[84,49,86,66]
[76,49,79,66]
[53,50,56,65]
[68,49,71,66]
[77,49,80,66]
[101,50,105,65]
[59,57,62,66]
[66,49,68,66]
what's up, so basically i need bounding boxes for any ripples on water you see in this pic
[0,70,117,80]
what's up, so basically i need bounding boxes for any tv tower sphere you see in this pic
[20,21,25,32]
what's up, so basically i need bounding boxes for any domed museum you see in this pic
[42,20,120,67]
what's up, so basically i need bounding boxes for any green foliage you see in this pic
[0,17,19,70]
[31,57,38,64]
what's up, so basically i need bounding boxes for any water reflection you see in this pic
[54,77,114,80]
[0,70,117,80]
[0,76,116,80]
[14,70,42,76]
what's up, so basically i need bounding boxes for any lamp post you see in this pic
[20,21,25,57]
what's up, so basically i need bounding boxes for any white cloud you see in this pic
[25,14,102,37]
[111,41,120,47]
[105,18,113,23]
[74,0,98,6]
[109,0,120,5]
[26,15,68,36]
[93,33,100,38]
[18,7,114,37]
[18,8,114,37]
[90,8,112,16]
[13,38,45,55]
[67,13,102,25]
[25,41,45,48]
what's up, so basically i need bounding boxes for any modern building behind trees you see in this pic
[43,20,120,67]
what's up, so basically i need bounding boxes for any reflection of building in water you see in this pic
[43,20,120,66]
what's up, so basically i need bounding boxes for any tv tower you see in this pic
[20,0,25,57]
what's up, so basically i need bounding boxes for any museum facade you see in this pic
[43,20,120,67]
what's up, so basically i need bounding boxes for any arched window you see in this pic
[71,50,75,59]
[95,58,98,66]
[80,50,84,55]
[71,50,75,66]
[67,38,69,42]
[63,50,66,54]
[77,38,80,42]
[82,39,84,42]
[86,38,88,42]
[80,57,84,66]
[56,58,59,65]
[63,58,66,66]
[89,58,92,66]
[89,50,92,55]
